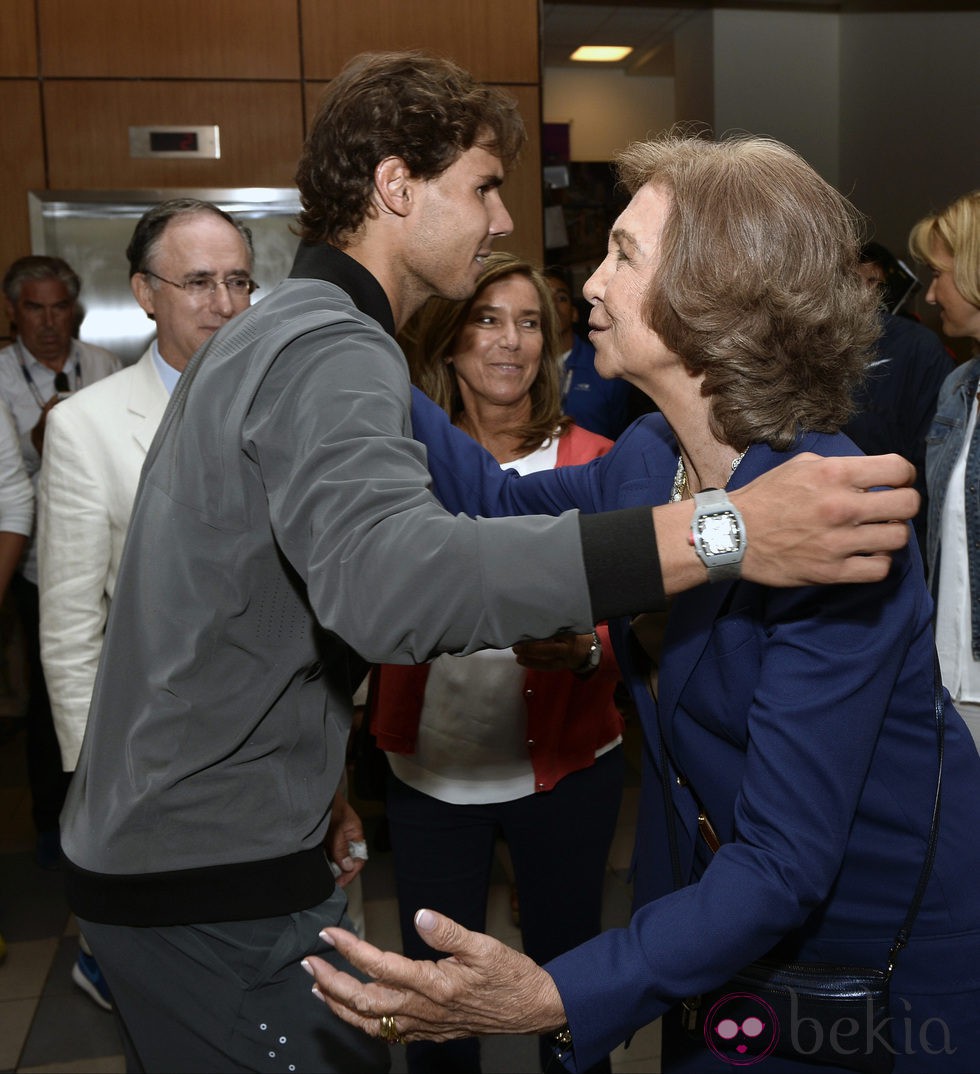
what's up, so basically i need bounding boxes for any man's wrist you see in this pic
[689,488,746,583]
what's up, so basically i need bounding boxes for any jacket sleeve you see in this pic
[245,334,601,662]
[411,387,607,518]
[38,403,113,770]
[0,397,33,537]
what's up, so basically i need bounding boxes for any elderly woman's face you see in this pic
[925,238,980,343]
[448,273,544,409]
[583,184,679,391]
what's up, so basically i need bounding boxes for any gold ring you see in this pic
[379,1014,403,1044]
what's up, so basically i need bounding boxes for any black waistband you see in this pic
[63,846,336,926]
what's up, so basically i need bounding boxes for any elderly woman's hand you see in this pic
[304,908,567,1044]
[512,631,594,671]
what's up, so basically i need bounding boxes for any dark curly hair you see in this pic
[616,132,879,452]
[296,51,526,248]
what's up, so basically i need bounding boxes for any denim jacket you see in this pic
[925,357,980,656]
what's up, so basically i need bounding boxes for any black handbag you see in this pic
[660,657,945,1073]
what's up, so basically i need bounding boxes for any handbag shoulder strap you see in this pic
[885,651,945,972]
[658,651,945,976]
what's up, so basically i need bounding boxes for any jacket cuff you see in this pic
[579,507,664,621]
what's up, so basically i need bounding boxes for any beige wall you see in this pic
[543,68,675,161]
[541,6,976,332]
[712,10,840,185]
[0,0,543,340]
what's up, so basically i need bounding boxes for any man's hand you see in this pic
[325,789,368,888]
[732,453,918,586]
[304,908,566,1043]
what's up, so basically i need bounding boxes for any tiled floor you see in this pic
[0,712,660,1073]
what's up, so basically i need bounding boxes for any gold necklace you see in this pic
[670,451,746,502]
[670,456,688,502]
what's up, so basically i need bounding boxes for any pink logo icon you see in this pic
[703,992,780,1065]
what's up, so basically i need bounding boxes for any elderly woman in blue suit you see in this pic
[307,134,980,1072]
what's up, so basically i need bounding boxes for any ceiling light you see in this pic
[570,45,633,63]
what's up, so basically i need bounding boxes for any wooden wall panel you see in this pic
[301,0,539,84]
[499,85,543,264]
[0,0,38,76]
[38,0,300,79]
[0,0,544,335]
[303,82,543,264]
[0,82,46,341]
[43,82,305,189]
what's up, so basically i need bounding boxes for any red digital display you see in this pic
[149,131,199,153]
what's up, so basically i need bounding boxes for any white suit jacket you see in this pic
[38,347,169,769]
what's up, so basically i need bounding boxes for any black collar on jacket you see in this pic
[289,241,396,338]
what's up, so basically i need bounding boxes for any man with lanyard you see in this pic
[0,256,120,869]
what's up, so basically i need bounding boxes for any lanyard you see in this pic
[16,341,82,409]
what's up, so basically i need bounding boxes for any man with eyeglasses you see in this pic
[35,198,254,1012]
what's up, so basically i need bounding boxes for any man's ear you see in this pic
[130,273,157,321]
[373,157,415,218]
[2,298,15,329]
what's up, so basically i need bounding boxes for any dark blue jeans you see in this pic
[11,574,70,834]
[386,746,624,1074]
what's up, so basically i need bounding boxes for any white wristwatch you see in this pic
[690,488,746,582]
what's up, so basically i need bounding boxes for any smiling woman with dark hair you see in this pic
[308,134,980,1074]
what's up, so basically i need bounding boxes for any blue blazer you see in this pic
[412,389,980,1072]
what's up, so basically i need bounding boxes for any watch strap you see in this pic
[690,488,745,583]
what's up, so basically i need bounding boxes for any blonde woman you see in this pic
[913,190,980,747]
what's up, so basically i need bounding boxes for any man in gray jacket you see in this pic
[59,51,918,1074]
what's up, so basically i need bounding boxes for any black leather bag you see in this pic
[680,957,895,1072]
[661,657,945,1074]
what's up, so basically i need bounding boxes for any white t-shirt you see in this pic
[935,395,980,748]
[387,438,566,804]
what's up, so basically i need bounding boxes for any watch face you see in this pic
[699,512,739,556]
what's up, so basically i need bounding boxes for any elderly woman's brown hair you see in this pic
[616,132,878,453]
[400,252,569,455]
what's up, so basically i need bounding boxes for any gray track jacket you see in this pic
[61,244,660,925]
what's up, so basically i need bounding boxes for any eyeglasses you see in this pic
[143,270,258,299]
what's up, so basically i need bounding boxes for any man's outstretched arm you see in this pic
[413,390,917,609]
[653,452,918,596]
[578,452,917,621]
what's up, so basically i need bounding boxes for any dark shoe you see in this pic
[72,950,113,1011]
